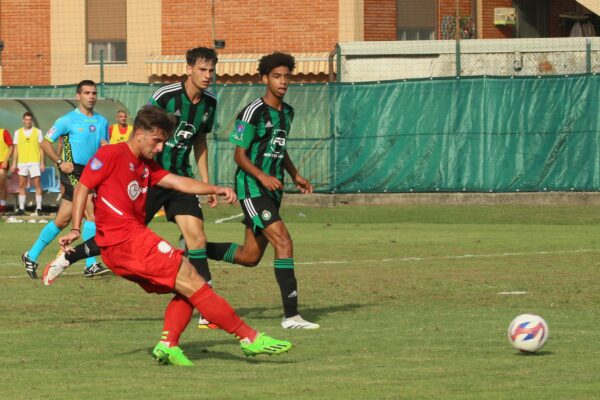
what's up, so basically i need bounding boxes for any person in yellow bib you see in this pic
[108,109,133,144]
[10,112,45,216]
[0,127,14,213]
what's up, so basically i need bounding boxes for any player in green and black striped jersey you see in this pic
[145,47,224,330]
[147,79,216,178]
[207,52,319,330]
[231,96,293,204]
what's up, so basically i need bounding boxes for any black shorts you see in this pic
[240,195,282,233]
[144,186,204,225]
[59,164,85,202]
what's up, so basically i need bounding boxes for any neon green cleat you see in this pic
[240,333,292,357]
[152,342,194,366]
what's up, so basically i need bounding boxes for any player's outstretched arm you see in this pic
[58,183,90,252]
[157,173,237,204]
[284,151,313,194]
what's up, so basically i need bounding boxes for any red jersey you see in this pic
[80,142,169,246]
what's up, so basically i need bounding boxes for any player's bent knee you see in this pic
[275,237,293,255]
[185,237,208,249]
[239,258,261,267]
[236,249,264,267]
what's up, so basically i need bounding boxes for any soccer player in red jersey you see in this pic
[46,105,292,366]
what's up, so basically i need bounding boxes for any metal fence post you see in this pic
[336,44,341,83]
[586,38,591,74]
[99,49,105,97]
[456,39,461,78]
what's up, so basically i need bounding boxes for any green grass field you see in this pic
[2,204,600,399]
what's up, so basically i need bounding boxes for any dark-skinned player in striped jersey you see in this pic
[207,52,319,329]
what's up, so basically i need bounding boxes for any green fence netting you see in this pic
[0,75,598,193]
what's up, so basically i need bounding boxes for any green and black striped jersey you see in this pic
[229,97,294,203]
[148,82,216,177]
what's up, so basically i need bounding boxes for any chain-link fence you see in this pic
[336,37,600,82]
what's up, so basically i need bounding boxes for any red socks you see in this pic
[189,284,257,341]
[161,294,194,347]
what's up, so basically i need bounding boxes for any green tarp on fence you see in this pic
[1,74,598,193]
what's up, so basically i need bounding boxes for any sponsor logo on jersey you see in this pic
[263,130,287,158]
[90,157,103,170]
[46,127,56,138]
[89,125,96,132]
[173,109,181,117]
[261,210,272,221]
[127,180,141,200]
[175,121,196,140]
[202,112,209,123]
[129,163,134,171]
[265,121,274,128]
[157,241,173,255]
[141,167,149,179]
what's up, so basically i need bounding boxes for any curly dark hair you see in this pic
[258,52,295,76]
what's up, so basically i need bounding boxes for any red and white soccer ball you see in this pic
[507,314,549,353]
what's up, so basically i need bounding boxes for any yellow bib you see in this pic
[16,128,42,164]
[109,124,133,144]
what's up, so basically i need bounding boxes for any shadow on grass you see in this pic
[235,302,366,323]
[64,316,164,325]
[66,302,366,326]
[512,350,554,356]
[183,341,296,364]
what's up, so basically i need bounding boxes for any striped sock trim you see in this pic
[274,258,295,269]
[223,244,239,264]
[160,331,168,341]
[188,249,207,259]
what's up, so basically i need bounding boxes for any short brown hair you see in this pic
[133,105,176,139]
[186,47,218,66]
[76,80,97,93]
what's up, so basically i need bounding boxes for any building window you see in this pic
[513,0,548,38]
[397,0,437,40]
[86,0,127,63]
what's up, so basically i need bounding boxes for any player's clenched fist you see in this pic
[216,186,237,204]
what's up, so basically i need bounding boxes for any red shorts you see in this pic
[100,228,184,294]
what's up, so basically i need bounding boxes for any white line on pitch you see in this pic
[214,213,244,224]
[0,270,82,280]
[294,248,600,265]
[1,248,599,280]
